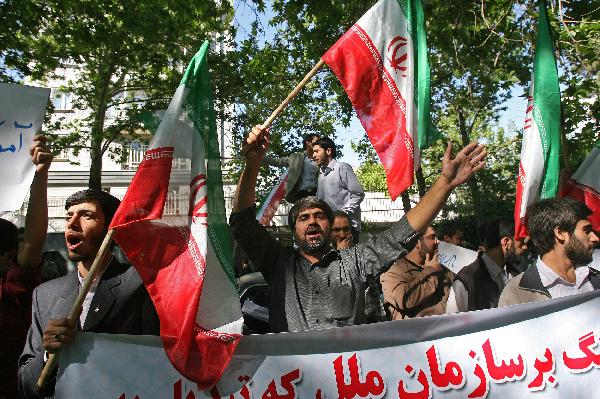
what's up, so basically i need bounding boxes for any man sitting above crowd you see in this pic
[263,133,320,203]
[313,137,364,241]
[380,225,454,319]
[18,186,160,398]
[229,125,486,332]
[499,197,599,306]
[446,219,521,313]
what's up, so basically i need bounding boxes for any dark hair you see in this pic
[333,210,350,223]
[65,189,121,228]
[313,137,337,159]
[527,197,592,255]
[303,133,319,146]
[288,196,334,228]
[438,220,462,240]
[0,219,18,254]
[481,219,514,249]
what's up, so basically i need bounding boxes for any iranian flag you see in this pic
[322,0,438,200]
[109,41,243,388]
[514,0,561,240]
[560,145,600,232]
[256,169,288,226]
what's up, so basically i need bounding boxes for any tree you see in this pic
[1,0,233,189]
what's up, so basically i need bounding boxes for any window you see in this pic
[51,90,73,111]
[123,140,149,169]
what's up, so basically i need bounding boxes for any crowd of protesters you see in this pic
[1,129,598,398]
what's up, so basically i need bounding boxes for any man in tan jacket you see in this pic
[380,226,454,319]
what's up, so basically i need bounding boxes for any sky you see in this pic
[232,1,528,168]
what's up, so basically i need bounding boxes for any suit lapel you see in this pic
[82,259,124,331]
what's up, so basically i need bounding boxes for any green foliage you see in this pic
[1,0,233,188]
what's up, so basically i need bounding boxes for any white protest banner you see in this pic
[58,290,600,398]
[590,249,600,271]
[437,241,478,274]
[0,83,50,212]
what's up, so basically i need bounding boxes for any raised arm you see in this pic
[17,135,53,270]
[405,142,486,233]
[232,125,271,212]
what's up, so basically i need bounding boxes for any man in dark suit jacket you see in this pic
[18,189,159,398]
[263,133,320,203]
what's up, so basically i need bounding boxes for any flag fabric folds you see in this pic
[322,0,438,200]
[256,170,288,226]
[514,0,561,240]
[560,145,600,232]
[109,41,243,388]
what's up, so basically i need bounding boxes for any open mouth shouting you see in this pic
[305,226,325,242]
[65,233,84,252]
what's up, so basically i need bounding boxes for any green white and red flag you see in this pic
[322,0,438,200]
[560,145,600,232]
[109,41,242,389]
[514,0,561,240]
[256,169,288,226]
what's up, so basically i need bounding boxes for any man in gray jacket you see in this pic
[230,125,486,332]
[263,133,320,203]
[18,190,159,398]
[499,197,600,307]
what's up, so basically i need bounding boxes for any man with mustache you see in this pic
[380,225,454,319]
[499,197,600,306]
[230,125,486,332]
[18,186,159,397]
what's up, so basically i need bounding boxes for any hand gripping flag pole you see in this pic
[35,55,326,392]
[36,229,116,390]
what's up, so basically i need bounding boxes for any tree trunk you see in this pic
[415,167,426,198]
[88,108,106,190]
[457,109,484,227]
[401,191,412,214]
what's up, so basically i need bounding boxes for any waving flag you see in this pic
[514,0,561,239]
[109,41,242,388]
[322,0,438,200]
[560,145,600,232]
[256,169,288,226]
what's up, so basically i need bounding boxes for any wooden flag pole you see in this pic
[261,59,325,128]
[36,228,116,391]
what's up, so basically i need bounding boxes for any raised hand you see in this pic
[30,135,53,174]
[241,125,270,164]
[441,142,486,188]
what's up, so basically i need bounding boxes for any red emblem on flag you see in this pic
[387,35,408,76]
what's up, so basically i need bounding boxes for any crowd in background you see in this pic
[1,130,598,398]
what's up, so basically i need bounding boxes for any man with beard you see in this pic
[380,226,454,319]
[446,220,522,313]
[230,125,486,332]
[18,190,159,398]
[499,197,600,306]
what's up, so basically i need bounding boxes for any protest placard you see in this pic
[436,241,478,274]
[0,83,50,212]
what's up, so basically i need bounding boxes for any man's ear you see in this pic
[554,226,569,244]
[326,148,333,158]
